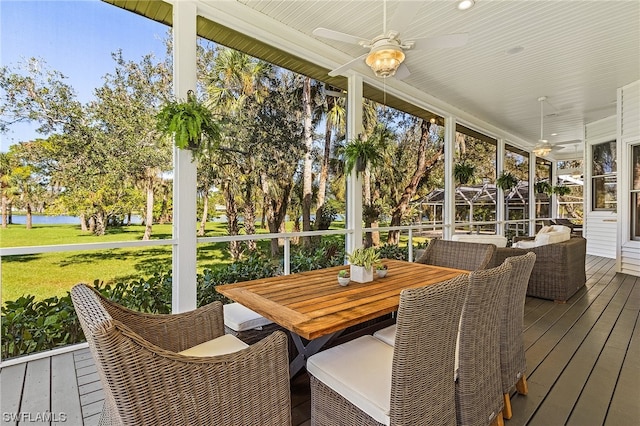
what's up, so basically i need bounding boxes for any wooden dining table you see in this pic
[216,259,468,376]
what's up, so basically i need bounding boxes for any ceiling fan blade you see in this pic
[312,27,368,45]
[413,33,469,50]
[328,53,369,77]
[394,63,411,80]
[387,1,422,34]
[553,139,582,146]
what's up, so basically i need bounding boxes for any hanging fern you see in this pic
[156,91,221,158]
[496,171,519,191]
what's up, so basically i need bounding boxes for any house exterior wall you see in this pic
[617,80,640,275]
[585,116,617,259]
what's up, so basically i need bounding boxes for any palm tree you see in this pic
[203,48,272,257]
[314,85,345,229]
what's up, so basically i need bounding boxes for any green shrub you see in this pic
[290,240,345,273]
[376,243,408,260]
[1,254,284,359]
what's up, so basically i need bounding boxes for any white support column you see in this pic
[345,74,364,255]
[551,160,558,220]
[529,153,537,236]
[496,138,505,235]
[172,1,198,313]
[444,115,456,240]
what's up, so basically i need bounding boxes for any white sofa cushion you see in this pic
[451,234,508,247]
[178,334,249,357]
[307,335,393,425]
[223,302,273,332]
[512,225,571,248]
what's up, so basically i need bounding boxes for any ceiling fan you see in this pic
[533,96,582,157]
[312,0,469,79]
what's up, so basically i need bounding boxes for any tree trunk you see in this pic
[142,175,154,241]
[7,201,12,224]
[262,173,292,257]
[388,120,442,244]
[25,203,32,229]
[79,214,88,232]
[1,193,7,228]
[301,76,313,247]
[315,114,332,229]
[94,212,106,236]
[223,180,241,260]
[159,183,170,224]
[198,188,209,237]
[243,181,257,252]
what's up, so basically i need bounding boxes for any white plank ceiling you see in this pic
[217,0,640,159]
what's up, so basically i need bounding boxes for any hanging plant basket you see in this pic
[534,181,552,194]
[496,171,519,191]
[551,185,571,196]
[453,161,475,185]
[156,90,221,160]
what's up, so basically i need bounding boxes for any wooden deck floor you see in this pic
[1,255,638,425]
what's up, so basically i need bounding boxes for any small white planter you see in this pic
[350,265,374,283]
[337,276,350,286]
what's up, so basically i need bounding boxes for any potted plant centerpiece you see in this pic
[346,247,380,283]
[337,269,350,286]
[156,90,221,161]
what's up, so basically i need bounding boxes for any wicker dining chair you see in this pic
[71,284,291,426]
[416,238,496,271]
[456,261,512,426]
[499,252,537,419]
[308,274,469,426]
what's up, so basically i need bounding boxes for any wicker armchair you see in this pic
[416,239,496,271]
[71,284,291,426]
[308,274,469,426]
[456,262,512,426]
[499,253,536,419]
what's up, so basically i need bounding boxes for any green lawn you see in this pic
[0,221,425,305]
[0,222,269,304]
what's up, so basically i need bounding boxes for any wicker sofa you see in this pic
[491,236,587,302]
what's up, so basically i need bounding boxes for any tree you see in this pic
[300,75,314,246]
[203,47,272,257]
[387,119,443,244]
[92,51,172,239]
[314,86,345,230]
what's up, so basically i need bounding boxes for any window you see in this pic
[504,144,530,237]
[591,141,616,211]
[631,145,640,240]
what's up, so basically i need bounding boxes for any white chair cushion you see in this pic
[307,335,393,425]
[372,324,396,346]
[373,324,460,380]
[178,334,249,357]
[223,302,273,332]
[451,234,508,247]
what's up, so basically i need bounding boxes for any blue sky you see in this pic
[0,0,169,152]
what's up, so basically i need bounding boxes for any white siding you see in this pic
[621,81,640,142]
[585,116,617,259]
[618,81,640,275]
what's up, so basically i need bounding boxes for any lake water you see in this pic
[10,215,143,225]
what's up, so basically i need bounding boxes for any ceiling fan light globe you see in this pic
[533,141,553,157]
[366,46,405,78]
